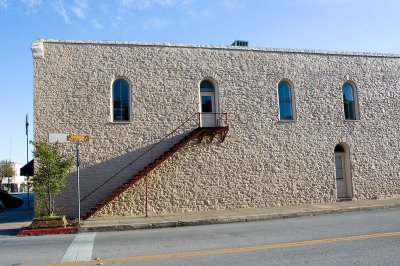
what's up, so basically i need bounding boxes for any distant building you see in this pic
[0,162,27,192]
[32,39,400,219]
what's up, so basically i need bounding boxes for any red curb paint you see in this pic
[20,227,78,236]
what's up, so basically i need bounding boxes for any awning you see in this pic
[20,159,34,176]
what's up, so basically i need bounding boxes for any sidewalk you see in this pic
[80,197,400,232]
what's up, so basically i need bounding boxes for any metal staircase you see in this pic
[81,113,228,219]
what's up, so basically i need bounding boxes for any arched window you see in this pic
[342,83,358,120]
[278,81,295,120]
[112,79,130,122]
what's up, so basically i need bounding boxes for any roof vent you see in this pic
[231,40,248,47]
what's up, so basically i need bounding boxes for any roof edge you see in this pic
[34,39,400,58]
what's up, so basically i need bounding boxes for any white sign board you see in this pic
[48,133,69,143]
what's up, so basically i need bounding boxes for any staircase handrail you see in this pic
[80,112,201,203]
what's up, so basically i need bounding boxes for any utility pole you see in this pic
[26,114,30,207]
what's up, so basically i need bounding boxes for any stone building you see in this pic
[32,39,400,219]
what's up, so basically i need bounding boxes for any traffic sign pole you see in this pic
[67,135,89,223]
[76,143,81,224]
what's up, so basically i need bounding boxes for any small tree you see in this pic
[32,142,73,216]
[0,160,15,191]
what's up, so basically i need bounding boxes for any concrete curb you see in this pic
[79,203,400,233]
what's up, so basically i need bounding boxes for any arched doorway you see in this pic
[199,79,219,127]
[334,144,353,199]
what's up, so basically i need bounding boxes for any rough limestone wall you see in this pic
[33,41,400,218]
[95,134,334,217]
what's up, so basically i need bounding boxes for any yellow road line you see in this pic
[50,231,400,266]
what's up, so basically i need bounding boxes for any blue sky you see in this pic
[0,0,399,164]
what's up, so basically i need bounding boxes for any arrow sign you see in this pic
[67,135,89,142]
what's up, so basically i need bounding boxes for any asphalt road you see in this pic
[0,208,399,265]
[90,208,400,266]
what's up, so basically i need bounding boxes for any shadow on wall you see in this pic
[55,133,190,219]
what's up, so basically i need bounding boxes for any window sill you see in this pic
[278,119,297,123]
[344,119,360,122]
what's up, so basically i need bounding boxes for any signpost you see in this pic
[67,135,89,223]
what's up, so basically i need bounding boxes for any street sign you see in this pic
[48,133,69,143]
[67,135,89,142]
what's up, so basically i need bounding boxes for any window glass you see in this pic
[113,79,130,121]
[342,83,357,120]
[334,145,345,153]
[335,156,344,180]
[201,95,213,112]
[278,81,293,120]
[200,80,214,92]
